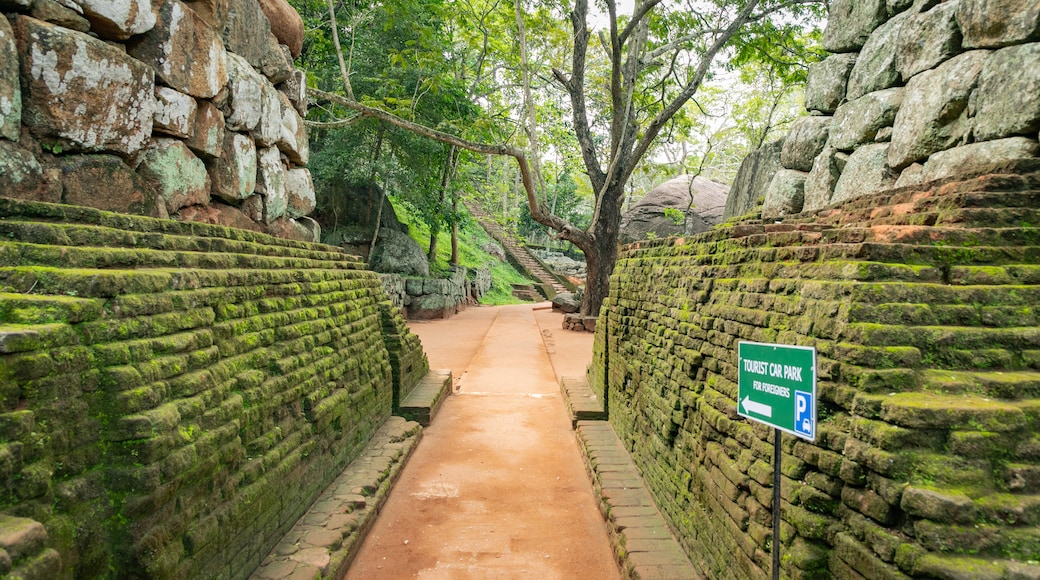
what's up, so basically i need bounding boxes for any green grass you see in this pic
[390,198,534,305]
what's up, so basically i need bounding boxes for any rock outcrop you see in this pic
[620,174,729,243]
[0,0,315,242]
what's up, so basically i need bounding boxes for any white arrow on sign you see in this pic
[741,396,772,418]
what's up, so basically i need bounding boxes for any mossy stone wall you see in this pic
[0,197,425,578]
[592,166,1040,579]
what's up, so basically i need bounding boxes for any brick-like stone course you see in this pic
[593,165,1040,578]
[0,197,427,579]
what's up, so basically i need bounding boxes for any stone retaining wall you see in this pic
[0,197,426,578]
[751,0,1040,219]
[0,0,317,241]
[592,164,1040,578]
[380,266,492,320]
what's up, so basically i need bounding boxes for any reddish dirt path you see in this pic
[344,304,619,579]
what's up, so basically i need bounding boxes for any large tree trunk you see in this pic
[580,182,625,316]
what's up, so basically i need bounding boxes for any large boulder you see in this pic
[900,137,1040,186]
[804,53,857,114]
[803,146,848,212]
[828,88,903,151]
[823,0,888,52]
[14,16,155,155]
[846,9,909,100]
[619,175,729,243]
[0,15,20,142]
[762,169,807,218]
[75,0,157,40]
[973,43,1040,142]
[127,0,228,99]
[258,0,303,57]
[894,1,963,81]
[59,154,157,215]
[723,139,783,219]
[370,227,430,277]
[781,116,831,172]
[888,50,988,170]
[222,0,292,83]
[137,138,211,214]
[208,131,256,201]
[832,143,897,204]
[957,0,1040,48]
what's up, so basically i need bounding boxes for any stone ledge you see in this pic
[561,375,606,427]
[397,369,451,426]
[250,416,422,580]
[575,421,700,580]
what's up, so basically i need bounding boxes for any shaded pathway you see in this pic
[344,305,620,579]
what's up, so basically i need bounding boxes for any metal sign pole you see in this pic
[772,428,781,580]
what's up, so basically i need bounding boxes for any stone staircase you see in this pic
[464,201,569,298]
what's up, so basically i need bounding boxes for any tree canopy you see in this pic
[291,0,825,315]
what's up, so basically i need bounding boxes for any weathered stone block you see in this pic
[832,143,897,204]
[957,0,1040,48]
[30,0,90,32]
[184,0,233,30]
[296,216,320,243]
[0,141,60,202]
[803,146,847,212]
[823,0,888,52]
[137,138,211,214]
[278,92,308,165]
[59,154,155,215]
[762,169,807,218]
[177,202,261,231]
[208,131,256,201]
[255,79,282,147]
[781,116,831,172]
[901,486,977,524]
[255,146,286,222]
[895,1,963,81]
[285,167,315,218]
[222,0,292,83]
[280,68,307,116]
[128,0,228,99]
[186,99,225,159]
[974,43,1040,142]
[804,53,857,114]
[0,16,19,142]
[14,16,155,155]
[153,87,197,139]
[888,50,989,170]
[908,137,1040,185]
[259,0,303,58]
[222,52,263,131]
[847,10,909,100]
[76,0,157,40]
[829,88,903,152]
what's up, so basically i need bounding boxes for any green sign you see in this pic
[737,341,817,441]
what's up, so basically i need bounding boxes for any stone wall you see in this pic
[380,266,493,320]
[754,0,1040,219]
[0,197,426,578]
[592,163,1040,578]
[0,0,317,242]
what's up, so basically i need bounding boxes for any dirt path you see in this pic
[344,304,619,579]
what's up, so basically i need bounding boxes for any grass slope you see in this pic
[391,198,534,305]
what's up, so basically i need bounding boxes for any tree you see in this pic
[305,0,824,316]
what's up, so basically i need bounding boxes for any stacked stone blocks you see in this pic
[0,197,427,579]
[762,0,1040,219]
[0,0,318,242]
[593,165,1040,578]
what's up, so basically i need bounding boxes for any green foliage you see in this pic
[389,197,533,305]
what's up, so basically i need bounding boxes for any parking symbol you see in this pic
[794,391,813,438]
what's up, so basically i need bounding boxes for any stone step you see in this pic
[575,421,701,579]
[560,375,606,426]
[397,369,452,426]
[250,417,422,580]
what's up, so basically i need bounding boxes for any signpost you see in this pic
[737,341,817,580]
